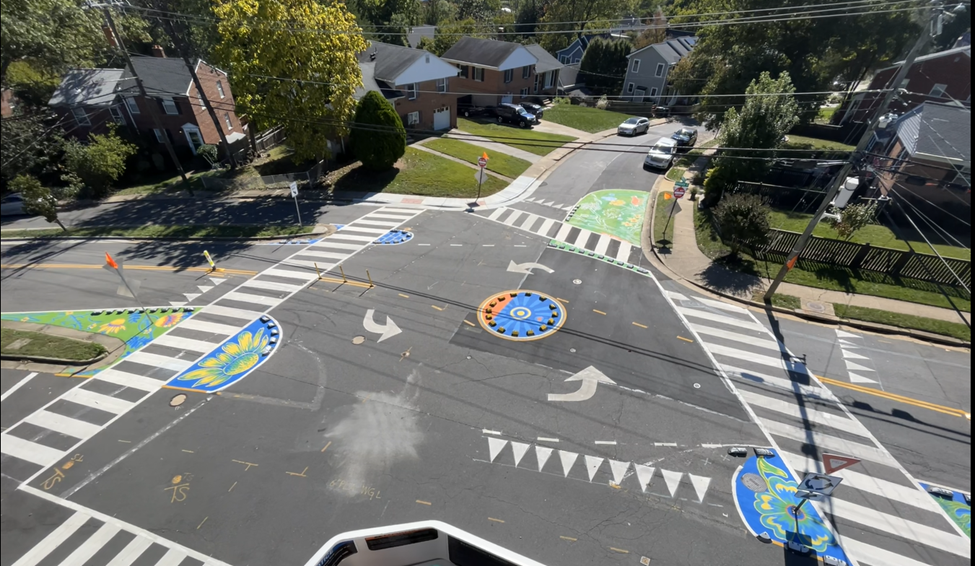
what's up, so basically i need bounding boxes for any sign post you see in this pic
[289,181,303,227]
[103,252,154,322]
[659,180,688,248]
[470,152,489,211]
[203,250,216,272]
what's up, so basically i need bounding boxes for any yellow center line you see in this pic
[398,293,410,298]
[593,309,607,315]
[1,263,256,276]
[632,322,648,329]
[416,500,432,506]
[677,336,694,343]
[609,547,630,554]
[488,517,505,524]
[818,376,970,418]
[560,536,578,542]
[431,305,444,311]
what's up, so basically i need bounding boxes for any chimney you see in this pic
[102,25,118,48]
[151,45,167,58]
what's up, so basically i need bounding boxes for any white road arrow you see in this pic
[507,260,555,275]
[547,366,616,402]
[363,309,402,343]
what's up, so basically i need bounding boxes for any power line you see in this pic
[888,195,970,293]
[891,187,970,248]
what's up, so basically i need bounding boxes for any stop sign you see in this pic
[673,185,686,199]
[477,156,488,168]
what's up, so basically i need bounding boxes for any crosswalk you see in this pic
[482,206,642,265]
[0,206,422,486]
[13,485,231,566]
[519,197,575,212]
[665,290,971,566]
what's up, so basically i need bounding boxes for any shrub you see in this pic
[350,91,407,171]
[713,193,770,257]
[12,174,65,230]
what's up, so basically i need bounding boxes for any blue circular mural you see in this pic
[374,230,414,245]
[477,291,566,341]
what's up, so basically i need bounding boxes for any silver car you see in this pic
[0,193,26,216]
[618,117,650,136]
[644,137,678,169]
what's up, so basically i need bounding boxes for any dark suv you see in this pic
[495,103,537,128]
[519,102,544,120]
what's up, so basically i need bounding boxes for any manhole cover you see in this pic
[742,473,767,493]
[693,383,701,389]
[169,394,187,407]
[569,348,577,353]
[352,336,365,345]
[804,301,826,313]
[572,279,582,285]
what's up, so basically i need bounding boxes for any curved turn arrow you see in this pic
[547,366,616,402]
[507,260,555,275]
[363,309,402,343]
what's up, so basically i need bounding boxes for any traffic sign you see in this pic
[822,453,861,475]
[796,472,843,501]
[474,169,488,185]
[289,181,299,198]
[673,185,686,199]
[477,156,488,168]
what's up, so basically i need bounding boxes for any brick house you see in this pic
[49,50,245,158]
[868,102,971,234]
[835,45,971,125]
[441,37,561,107]
[356,41,460,132]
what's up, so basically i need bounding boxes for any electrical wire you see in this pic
[888,195,971,293]
[890,187,970,248]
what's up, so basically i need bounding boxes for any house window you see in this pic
[503,69,513,83]
[626,83,634,94]
[522,65,531,79]
[407,111,420,126]
[436,78,447,93]
[124,97,140,114]
[520,87,529,96]
[407,83,418,100]
[161,97,178,115]
[153,128,165,143]
[650,87,659,98]
[457,65,468,78]
[654,63,665,77]
[473,67,484,82]
[559,55,569,64]
[216,80,225,99]
[930,83,948,98]
[71,107,90,126]
[224,112,233,130]
[109,105,126,125]
[631,59,641,73]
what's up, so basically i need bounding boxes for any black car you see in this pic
[671,127,699,149]
[495,103,537,128]
[519,102,544,120]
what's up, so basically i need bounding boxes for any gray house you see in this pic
[620,37,697,103]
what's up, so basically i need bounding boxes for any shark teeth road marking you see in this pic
[634,465,655,492]
[559,451,579,477]
[689,474,711,503]
[488,438,508,463]
[535,446,553,472]
[609,460,630,486]
[661,469,683,498]
[511,441,530,467]
[585,456,604,482]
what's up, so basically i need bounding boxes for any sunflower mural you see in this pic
[564,189,648,246]
[733,452,851,564]
[168,317,279,393]
[921,482,971,538]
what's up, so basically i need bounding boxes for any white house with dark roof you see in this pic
[619,37,697,103]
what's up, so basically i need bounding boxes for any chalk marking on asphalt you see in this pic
[181,449,194,453]
[593,309,607,315]
[677,336,694,343]
[609,547,630,554]
[321,441,332,453]
[286,467,309,477]
[632,322,648,329]
[0,372,37,402]
[609,483,622,489]
[59,399,209,499]
[463,320,476,327]
[398,293,410,298]
[818,376,969,418]
[197,516,208,530]
[556,298,569,303]
[594,440,617,445]
[537,437,560,443]
[416,500,432,506]
[488,517,505,524]
[228,481,237,492]
[482,429,503,436]
[560,536,577,542]
[232,459,259,471]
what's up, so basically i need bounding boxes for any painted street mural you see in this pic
[565,189,647,246]
[477,291,566,341]
[920,482,971,538]
[167,316,280,393]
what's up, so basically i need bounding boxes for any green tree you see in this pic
[0,113,65,184]
[831,202,877,240]
[713,193,770,258]
[457,0,500,21]
[213,0,367,162]
[424,0,456,25]
[579,38,630,94]
[515,0,542,37]
[12,174,65,230]
[432,18,480,56]
[417,36,436,51]
[351,91,407,171]
[632,8,667,50]
[64,128,137,198]
[198,144,219,167]
[4,61,60,109]
[539,0,630,52]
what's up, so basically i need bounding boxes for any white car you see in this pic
[0,193,26,216]
[618,117,650,136]
[644,137,678,170]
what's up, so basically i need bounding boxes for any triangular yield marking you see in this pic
[554,203,564,209]
[848,372,878,384]
[836,329,860,339]
[197,285,214,294]
[838,339,859,347]
[535,446,553,472]
[169,301,186,307]
[634,465,655,492]
[609,460,630,485]
[209,277,226,286]
[845,360,875,372]
[488,438,508,463]
[542,201,555,207]
[562,206,573,211]
[689,474,711,503]
[559,451,579,477]
[842,350,868,360]
[585,456,604,482]
[511,442,530,467]
[184,293,200,302]
[524,198,536,203]
[661,469,683,497]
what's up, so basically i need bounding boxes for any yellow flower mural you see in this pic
[99,318,127,334]
[177,328,270,389]
[154,312,186,328]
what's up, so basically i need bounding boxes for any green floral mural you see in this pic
[565,190,648,246]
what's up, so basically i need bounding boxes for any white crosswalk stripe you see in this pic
[671,291,971,566]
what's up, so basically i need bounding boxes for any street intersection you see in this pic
[1,124,970,566]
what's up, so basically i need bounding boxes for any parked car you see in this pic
[671,127,698,149]
[519,102,544,120]
[459,103,490,117]
[495,103,536,128]
[644,138,678,170]
[0,193,26,216]
[618,117,650,136]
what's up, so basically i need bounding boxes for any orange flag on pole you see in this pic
[663,193,673,200]
[482,151,489,161]
[786,256,798,270]
[105,252,119,269]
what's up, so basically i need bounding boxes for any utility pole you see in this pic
[159,13,238,170]
[765,2,957,300]
[100,5,195,195]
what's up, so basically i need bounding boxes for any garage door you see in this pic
[433,107,451,131]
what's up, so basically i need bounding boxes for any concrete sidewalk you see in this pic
[647,174,971,335]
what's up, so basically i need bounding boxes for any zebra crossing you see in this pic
[665,289,971,566]
[12,485,231,566]
[0,206,422,486]
[482,206,643,265]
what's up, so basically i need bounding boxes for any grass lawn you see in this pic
[754,293,802,310]
[665,167,687,182]
[833,304,971,342]
[816,107,837,123]
[422,138,532,179]
[542,104,636,133]
[654,192,679,247]
[784,135,855,152]
[114,170,218,196]
[328,147,506,198]
[1,225,314,240]
[253,145,316,176]
[1,328,106,361]
[457,118,576,157]
[768,209,970,260]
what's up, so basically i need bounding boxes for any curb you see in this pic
[0,225,334,243]
[0,351,108,366]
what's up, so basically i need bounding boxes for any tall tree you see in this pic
[632,7,666,50]
[424,0,456,25]
[457,0,501,22]
[579,38,630,94]
[432,18,480,56]
[515,0,542,37]
[669,0,918,129]
[13,174,66,230]
[212,0,367,161]
[538,0,631,52]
